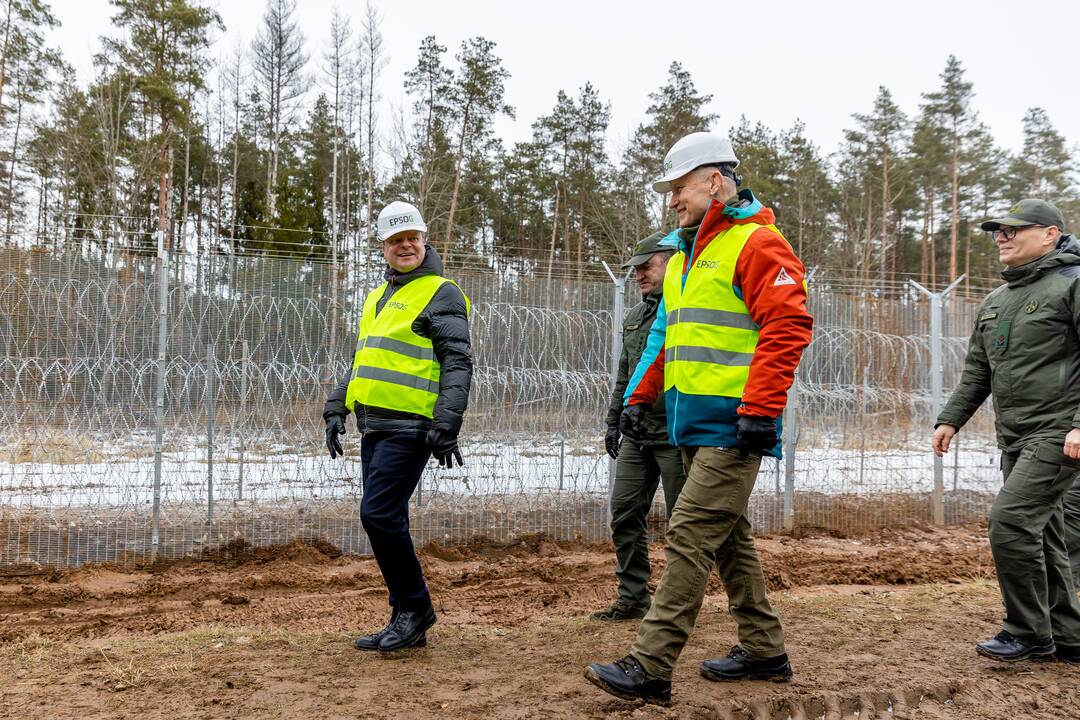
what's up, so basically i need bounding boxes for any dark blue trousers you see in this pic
[360,431,432,612]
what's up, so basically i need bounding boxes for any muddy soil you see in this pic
[1,523,1076,719]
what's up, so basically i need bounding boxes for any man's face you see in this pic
[634,252,669,295]
[994,225,1059,267]
[383,231,426,272]
[667,167,723,228]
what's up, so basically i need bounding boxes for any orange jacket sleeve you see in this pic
[734,228,814,418]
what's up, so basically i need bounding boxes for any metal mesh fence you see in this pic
[1,242,999,568]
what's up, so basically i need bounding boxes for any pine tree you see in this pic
[840,87,908,281]
[1009,107,1073,202]
[402,35,454,226]
[0,0,62,235]
[443,36,513,261]
[102,0,221,241]
[922,55,979,280]
[775,121,834,265]
[622,62,716,226]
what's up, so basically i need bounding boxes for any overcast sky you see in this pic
[47,0,1080,164]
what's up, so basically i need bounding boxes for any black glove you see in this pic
[735,415,777,456]
[604,425,621,459]
[325,415,346,459]
[619,404,650,441]
[426,426,464,468]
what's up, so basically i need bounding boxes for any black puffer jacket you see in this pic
[322,246,472,435]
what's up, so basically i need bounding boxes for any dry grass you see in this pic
[98,649,147,691]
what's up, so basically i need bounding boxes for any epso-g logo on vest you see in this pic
[388,213,416,227]
[695,259,720,269]
[386,301,409,311]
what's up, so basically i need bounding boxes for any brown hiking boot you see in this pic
[590,599,650,621]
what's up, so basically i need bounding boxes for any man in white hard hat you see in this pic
[585,132,814,704]
[323,200,473,652]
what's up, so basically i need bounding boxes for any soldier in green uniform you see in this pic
[592,232,687,621]
[934,199,1080,664]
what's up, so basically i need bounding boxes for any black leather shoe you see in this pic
[976,630,1055,662]
[377,606,436,651]
[1054,643,1080,664]
[354,613,395,651]
[700,646,793,682]
[583,655,671,706]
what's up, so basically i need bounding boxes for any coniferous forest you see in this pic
[2,0,1078,289]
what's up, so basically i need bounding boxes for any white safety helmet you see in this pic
[376,201,428,241]
[651,132,739,193]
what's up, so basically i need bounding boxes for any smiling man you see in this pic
[585,132,813,705]
[934,198,1080,665]
[323,200,472,653]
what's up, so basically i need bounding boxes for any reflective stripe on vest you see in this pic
[344,274,470,418]
[663,222,785,398]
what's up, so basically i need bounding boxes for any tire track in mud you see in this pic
[689,682,960,719]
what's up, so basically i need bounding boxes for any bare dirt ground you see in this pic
[1,523,1077,719]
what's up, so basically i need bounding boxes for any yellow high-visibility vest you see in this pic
[663,222,786,397]
[345,275,469,418]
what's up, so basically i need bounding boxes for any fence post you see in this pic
[600,262,627,520]
[206,341,215,535]
[151,229,168,562]
[238,338,247,501]
[782,266,815,532]
[910,275,965,526]
[782,376,797,532]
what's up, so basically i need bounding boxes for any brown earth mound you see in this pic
[5,522,1073,720]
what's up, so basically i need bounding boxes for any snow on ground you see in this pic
[1,434,1002,509]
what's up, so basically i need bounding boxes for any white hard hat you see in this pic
[377,201,427,241]
[651,132,739,193]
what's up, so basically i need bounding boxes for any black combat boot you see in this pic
[590,599,650,621]
[1055,644,1080,664]
[584,655,671,705]
[700,646,793,682]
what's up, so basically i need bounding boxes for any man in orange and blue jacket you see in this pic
[585,132,813,705]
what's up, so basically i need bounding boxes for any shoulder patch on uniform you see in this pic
[773,267,796,286]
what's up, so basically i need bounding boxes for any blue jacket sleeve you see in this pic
[623,295,667,405]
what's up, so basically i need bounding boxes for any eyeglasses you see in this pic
[993,225,1045,241]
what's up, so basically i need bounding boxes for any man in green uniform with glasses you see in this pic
[934,198,1080,664]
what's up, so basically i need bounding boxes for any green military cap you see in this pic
[621,230,679,269]
[981,198,1065,232]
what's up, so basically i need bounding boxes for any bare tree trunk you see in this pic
[181,120,192,279]
[577,192,585,267]
[0,1,12,122]
[796,185,805,258]
[862,187,872,283]
[949,138,959,279]
[4,87,22,235]
[546,181,559,282]
[929,189,937,288]
[156,107,173,239]
[444,104,472,261]
[880,145,889,288]
[920,185,931,286]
